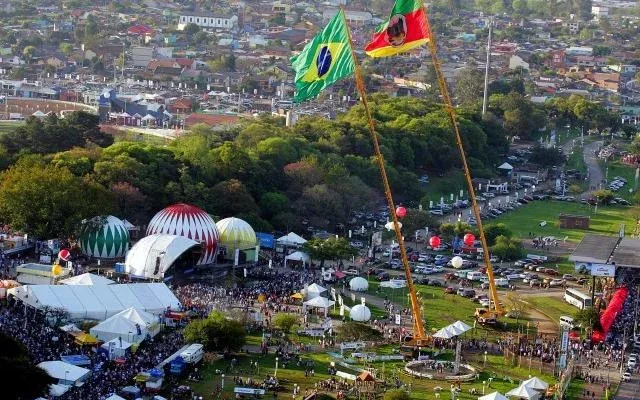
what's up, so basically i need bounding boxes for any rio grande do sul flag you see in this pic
[291,10,355,103]
[365,0,430,58]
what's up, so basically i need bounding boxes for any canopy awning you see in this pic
[522,377,549,391]
[277,232,307,246]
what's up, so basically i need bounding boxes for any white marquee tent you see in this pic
[349,304,371,322]
[506,384,540,399]
[285,251,310,267]
[38,360,90,386]
[479,392,509,400]
[277,232,307,247]
[90,315,148,344]
[522,377,549,391]
[8,283,181,320]
[303,296,335,317]
[60,273,115,286]
[305,283,327,299]
[101,338,132,359]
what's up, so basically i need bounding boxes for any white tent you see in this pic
[522,377,549,391]
[277,232,307,246]
[349,277,369,292]
[285,251,310,267]
[305,283,327,299]
[349,304,371,322]
[121,219,138,231]
[48,384,71,397]
[59,273,115,286]
[303,296,335,317]
[90,314,148,344]
[101,338,132,359]
[38,361,90,386]
[8,283,180,320]
[115,306,157,326]
[498,162,514,170]
[452,320,472,335]
[506,384,540,399]
[433,326,458,339]
[479,392,509,400]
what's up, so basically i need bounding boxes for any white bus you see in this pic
[564,288,593,309]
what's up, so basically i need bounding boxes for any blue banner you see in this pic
[256,232,275,249]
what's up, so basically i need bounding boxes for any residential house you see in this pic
[168,98,194,114]
[591,5,609,20]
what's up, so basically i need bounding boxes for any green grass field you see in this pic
[600,160,637,201]
[421,170,466,204]
[491,200,637,242]
[0,120,22,135]
[522,295,578,323]
[566,145,588,174]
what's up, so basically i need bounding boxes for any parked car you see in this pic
[529,279,542,287]
[544,268,559,276]
[549,278,566,287]
[562,274,575,281]
[444,286,456,294]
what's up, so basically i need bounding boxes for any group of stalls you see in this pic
[296,282,372,322]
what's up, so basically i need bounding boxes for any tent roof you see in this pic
[357,371,375,381]
[303,296,334,308]
[498,162,514,170]
[38,360,90,381]
[125,234,199,279]
[277,232,307,245]
[59,273,115,286]
[522,377,549,390]
[285,251,310,262]
[506,384,539,399]
[433,326,457,339]
[451,320,472,334]
[8,283,180,320]
[121,219,136,229]
[306,283,326,293]
[113,306,157,326]
[101,338,132,350]
[90,314,140,336]
[479,392,509,400]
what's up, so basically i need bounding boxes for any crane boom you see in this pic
[424,9,502,315]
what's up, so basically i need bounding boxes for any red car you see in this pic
[444,286,456,294]
[544,268,558,275]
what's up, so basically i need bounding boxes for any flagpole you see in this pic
[422,7,502,314]
[340,9,427,344]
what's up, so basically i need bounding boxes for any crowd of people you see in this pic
[0,298,184,400]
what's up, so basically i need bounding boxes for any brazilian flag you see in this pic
[291,10,355,103]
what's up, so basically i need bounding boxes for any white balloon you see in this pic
[451,256,464,269]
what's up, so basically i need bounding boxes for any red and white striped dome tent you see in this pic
[146,203,219,265]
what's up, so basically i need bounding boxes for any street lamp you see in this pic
[221,374,225,389]
[482,380,487,395]
[484,351,488,367]
[275,357,279,377]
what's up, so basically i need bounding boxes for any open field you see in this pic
[491,200,636,242]
[421,170,466,204]
[0,120,23,135]
[522,295,578,323]
[599,160,637,201]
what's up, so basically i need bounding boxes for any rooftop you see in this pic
[568,234,619,264]
[611,238,640,268]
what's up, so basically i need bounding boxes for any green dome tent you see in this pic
[79,216,130,258]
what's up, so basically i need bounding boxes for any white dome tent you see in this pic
[349,277,369,292]
[349,304,371,322]
[124,234,200,279]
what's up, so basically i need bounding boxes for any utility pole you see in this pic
[481,16,493,117]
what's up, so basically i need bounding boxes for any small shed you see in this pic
[559,214,590,229]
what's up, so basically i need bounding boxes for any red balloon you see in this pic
[429,236,441,248]
[463,233,475,246]
[396,206,407,218]
[58,249,70,261]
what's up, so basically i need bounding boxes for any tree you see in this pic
[383,390,411,400]
[210,179,259,217]
[259,192,290,220]
[0,159,115,239]
[505,292,526,324]
[574,307,599,330]
[303,237,357,268]
[484,223,513,246]
[454,67,484,106]
[59,42,73,57]
[272,313,299,334]
[528,145,566,167]
[183,311,247,352]
[491,235,523,261]
[336,322,382,342]
[22,45,36,63]
[0,332,56,400]
[593,189,614,205]
[183,23,201,37]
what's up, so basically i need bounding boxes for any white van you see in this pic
[559,316,574,328]
[467,271,484,281]
[494,278,510,287]
[180,343,204,364]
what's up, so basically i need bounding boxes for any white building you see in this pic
[178,14,237,30]
[565,46,593,56]
[591,5,609,20]
[131,46,154,68]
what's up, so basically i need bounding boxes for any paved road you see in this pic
[583,141,604,191]
[615,375,640,400]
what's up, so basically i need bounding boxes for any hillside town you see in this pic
[1,1,640,400]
